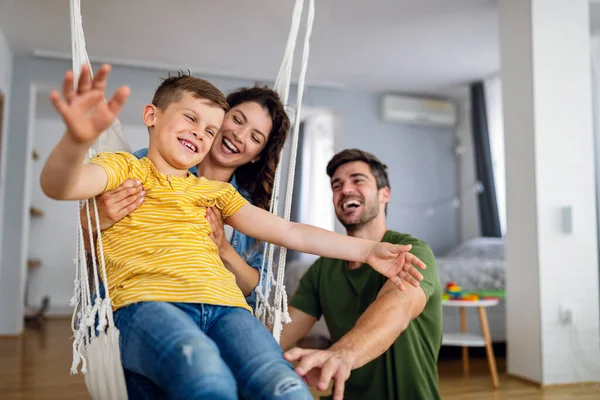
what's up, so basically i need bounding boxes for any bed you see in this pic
[436,237,506,342]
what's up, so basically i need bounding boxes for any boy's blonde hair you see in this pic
[152,71,229,113]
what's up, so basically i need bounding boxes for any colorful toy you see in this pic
[444,282,480,301]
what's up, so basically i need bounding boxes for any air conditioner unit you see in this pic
[381,94,457,128]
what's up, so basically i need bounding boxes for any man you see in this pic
[281,149,442,400]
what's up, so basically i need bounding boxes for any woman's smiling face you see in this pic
[209,101,273,168]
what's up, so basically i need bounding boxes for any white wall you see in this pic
[0,27,13,284]
[0,28,11,110]
[532,0,600,384]
[500,0,600,385]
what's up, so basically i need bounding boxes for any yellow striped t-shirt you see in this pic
[89,151,250,312]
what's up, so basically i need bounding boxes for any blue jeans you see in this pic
[114,302,312,400]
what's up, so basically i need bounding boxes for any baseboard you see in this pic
[506,373,542,388]
[0,332,23,339]
[46,305,73,318]
[541,381,600,389]
[506,373,599,389]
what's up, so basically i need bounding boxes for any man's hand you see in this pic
[50,64,130,146]
[94,179,145,230]
[284,348,353,400]
[366,243,426,291]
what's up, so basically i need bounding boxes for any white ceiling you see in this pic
[0,0,504,93]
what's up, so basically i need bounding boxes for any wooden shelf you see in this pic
[442,333,486,347]
[30,207,44,217]
[28,259,42,270]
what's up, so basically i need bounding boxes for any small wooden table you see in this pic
[441,298,500,389]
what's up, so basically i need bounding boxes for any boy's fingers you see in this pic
[62,70,76,103]
[92,64,111,92]
[107,86,130,116]
[406,253,427,270]
[402,268,421,287]
[77,64,92,94]
[389,275,405,291]
[405,263,424,281]
[393,244,412,253]
[76,91,105,111]
[49,90,69,117]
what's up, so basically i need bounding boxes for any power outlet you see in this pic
[559,303,574,325]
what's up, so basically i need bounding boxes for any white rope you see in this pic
[254,0,315,342]
[272,0,315,343]
[273,0,305,105]
[255,0,306,324]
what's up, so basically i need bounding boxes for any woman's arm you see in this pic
[206,206,259,296]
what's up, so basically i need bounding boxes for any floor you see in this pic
[0,319,599,399]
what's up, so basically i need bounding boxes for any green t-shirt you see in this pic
[290,230,442,400]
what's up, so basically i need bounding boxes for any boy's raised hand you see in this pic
[365,243,426,291]
[50,64,130,146]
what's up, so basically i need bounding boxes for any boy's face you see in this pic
[144,91,225,170]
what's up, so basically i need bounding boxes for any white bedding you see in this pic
[436,237,505,291]
[437,237,507,341]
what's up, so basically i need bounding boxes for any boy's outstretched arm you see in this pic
[227,204,426,290]
[40,64,130,200]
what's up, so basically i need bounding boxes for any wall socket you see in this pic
[559,303,574,325]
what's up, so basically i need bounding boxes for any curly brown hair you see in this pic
[227,86,290,211]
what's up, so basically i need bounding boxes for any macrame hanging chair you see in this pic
[67,0,315,399]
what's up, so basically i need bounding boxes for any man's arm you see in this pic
[279,307,318,351]
[227,204,425,290]
[332,278,425,367]
[284,278,427,399]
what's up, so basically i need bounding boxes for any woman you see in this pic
[83,85,292,399]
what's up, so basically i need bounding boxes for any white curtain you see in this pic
[298,112,335,232]
[483,75,507,236]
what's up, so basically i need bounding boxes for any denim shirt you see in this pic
[133,148,265,310]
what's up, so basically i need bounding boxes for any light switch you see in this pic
[561,206,572,234]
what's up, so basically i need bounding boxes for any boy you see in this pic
[41,64,426,399]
